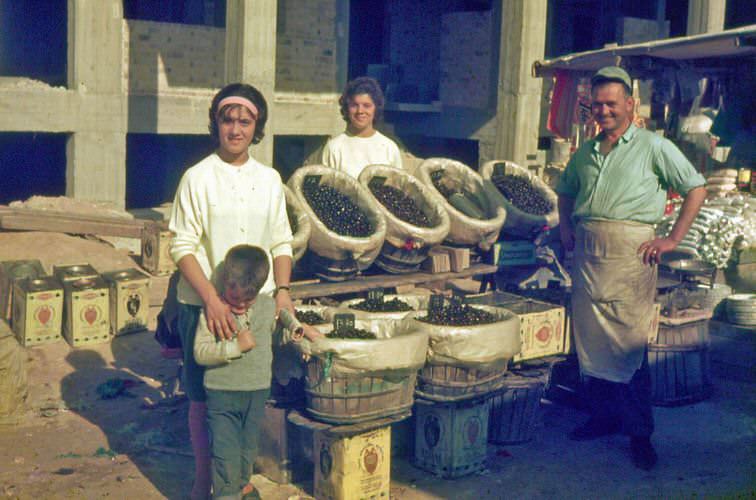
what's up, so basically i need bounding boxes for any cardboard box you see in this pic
[413,397,488,478]
[141,223,176,276]
[11,276,64,346]
[63,277,111,347]
[314,426,390,500]
[437,246,470,272]
[422,249,451,274]
[101,269,151,336]
[0,260,45,321]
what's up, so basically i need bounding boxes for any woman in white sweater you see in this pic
[168,83,294,500]
[321,76,403,178]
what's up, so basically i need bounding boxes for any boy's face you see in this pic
[222,284,257,314]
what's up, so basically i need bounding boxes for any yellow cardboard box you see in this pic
[314,426,390,500]
[507,300,566,362]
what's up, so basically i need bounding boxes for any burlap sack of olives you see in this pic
[416,158,506,250]
[338,293,431,321]
[288,165,387,270]
[283,184,312,262]
[480,160,559,237]
[359,165,450,252]
[409,305,521,370]
[295,318,429,376]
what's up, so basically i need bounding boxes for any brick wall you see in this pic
[123,20,224,95]
[275,0,339,94]
[440,10,493,109]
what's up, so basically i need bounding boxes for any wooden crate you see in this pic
[412,397,489,478]
[141,223,175,276]
[314,425,391,500]
[0,260,45,321]
[437,246,470,272]
[63,277,111,347]
[101,269,150,336]
[488,368,549,444]
[11,277,64,346]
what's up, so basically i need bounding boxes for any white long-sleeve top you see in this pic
[321,131,403,179]
[169,153,293,305]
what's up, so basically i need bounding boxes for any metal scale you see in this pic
[658,259,717,317]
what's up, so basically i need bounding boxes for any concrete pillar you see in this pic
[225,0,277,166]
[687,0,726,35]
[66,0,127,207]
[493,0,548,167]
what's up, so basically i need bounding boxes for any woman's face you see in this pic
[347,93,375,133]
[217,105,256,163]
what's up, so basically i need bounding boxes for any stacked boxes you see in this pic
[0,260,45,321]
[63,277,111,347]
[102,269,151,335]
[53,264,99,283]
[412,397,489,478]
[314,426,391,500]
[11,276,64,346]
[141,223,176,276]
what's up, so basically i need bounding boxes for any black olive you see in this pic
[326,327,377,339]
[349,297,414,313]
[369,184,433,228]
[418,303,498,326]
[295,309,328,325]
[491,174,553,215]
[303,183,374,237]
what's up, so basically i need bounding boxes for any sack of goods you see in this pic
[480,160,559,237]
[408,299,521,401]
[283,185,312,262]
[416,158,506,251]
[295,318,429,424]
[705,168,738,199]
[338,292,430,321]
[359,165,450,273]
[288,165,387,280]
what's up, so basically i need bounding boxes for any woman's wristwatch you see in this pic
[274,285,290,297]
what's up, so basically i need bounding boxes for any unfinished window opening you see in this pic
[0,1,66,86]
[0,133,67,205]
[123,0,226,27]
[126,134,213,209]
[273,135,330,183]
[398,136,479,170]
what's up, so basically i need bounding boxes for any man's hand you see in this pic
[205,294,237,340]
[275,288,295,319]
[237,329,256,352]
[638,237,678,266]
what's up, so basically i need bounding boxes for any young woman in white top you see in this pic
[168,83,294,500]
[321,76,403,178]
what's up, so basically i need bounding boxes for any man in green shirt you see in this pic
[556,66,706,470]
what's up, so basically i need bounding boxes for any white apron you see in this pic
[572,219,658,383]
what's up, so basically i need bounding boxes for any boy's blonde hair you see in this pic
[221,245,270,299]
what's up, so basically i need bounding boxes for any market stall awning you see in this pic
[533,25,756,77]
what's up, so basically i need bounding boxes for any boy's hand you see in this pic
[237,329,256,352]
[300,324,324,342]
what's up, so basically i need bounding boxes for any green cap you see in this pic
[591,66,632,89]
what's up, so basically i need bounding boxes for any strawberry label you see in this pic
[360,444,382,474]
[82,305,99,325]
[36,305,52,325]
[535,325,552,343]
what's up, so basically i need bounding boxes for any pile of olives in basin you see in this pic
[326,327,377,340]
[369,184,432,228]
[295,309,328,325]
[303,182,373,237]
[418,302,498,326]
[349,297,414,313]
[491,174,553,215]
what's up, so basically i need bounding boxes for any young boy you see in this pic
[194,244,318,499]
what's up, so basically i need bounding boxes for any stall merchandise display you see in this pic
[369,184,432,227]
[490,174,554,215]
[415,158,506,250]
[295,309,328,325]
[325,327,377,339]
[418,302,497,326]
[349,297,413,313]
[302,182,374,237]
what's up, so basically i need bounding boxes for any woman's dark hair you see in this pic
[339,76,385,123]
[208,83,268,145]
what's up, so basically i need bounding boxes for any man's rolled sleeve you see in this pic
[655,139,706,195]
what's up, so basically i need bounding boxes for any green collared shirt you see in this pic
[556,124,705,224]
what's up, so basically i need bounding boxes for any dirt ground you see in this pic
[0,231,754,499]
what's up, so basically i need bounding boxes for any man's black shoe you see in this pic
[630,436,657,470]
[569,418,621,441]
